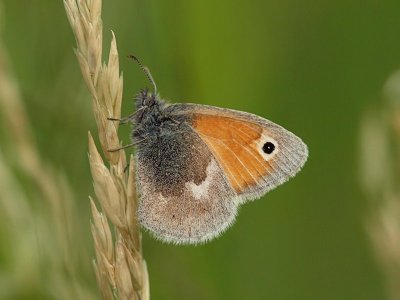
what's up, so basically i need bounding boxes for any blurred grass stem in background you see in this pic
[63,0,149,299]
[0,2,96,299]
[360,70,400,300]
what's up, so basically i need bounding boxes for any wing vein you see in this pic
[231,128,279,184]
[231,129,280,185]
[206,136,256,189]
[198,134,241,191]
[236,126,292,177]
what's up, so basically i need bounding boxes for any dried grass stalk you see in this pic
[63,0,149,299]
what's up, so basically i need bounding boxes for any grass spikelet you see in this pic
[63,0,149,299]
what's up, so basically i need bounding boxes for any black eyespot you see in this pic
[263,142,275,154]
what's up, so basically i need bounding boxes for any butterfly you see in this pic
[109,55,308,245]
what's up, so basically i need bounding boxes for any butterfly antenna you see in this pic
[128,54,157,95]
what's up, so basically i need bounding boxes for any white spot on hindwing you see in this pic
[185,159,219,200]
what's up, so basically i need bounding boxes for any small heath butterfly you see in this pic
[111,56,308,245]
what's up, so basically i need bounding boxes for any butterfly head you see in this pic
[136,88,158,108]
[135,88,165,119]
[133,88,171,141]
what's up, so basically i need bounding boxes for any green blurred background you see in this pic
[1,0,400,299]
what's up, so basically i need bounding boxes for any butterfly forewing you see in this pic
[168,104,308,202]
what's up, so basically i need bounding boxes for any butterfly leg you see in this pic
[107,113,135,125]
[107,107,147,125]
[107,139,146,152]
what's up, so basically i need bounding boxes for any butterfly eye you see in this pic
[262,142,275,154]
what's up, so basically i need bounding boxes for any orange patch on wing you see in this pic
[192,113,273,193]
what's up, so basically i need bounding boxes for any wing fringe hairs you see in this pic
[64,0,150,299]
